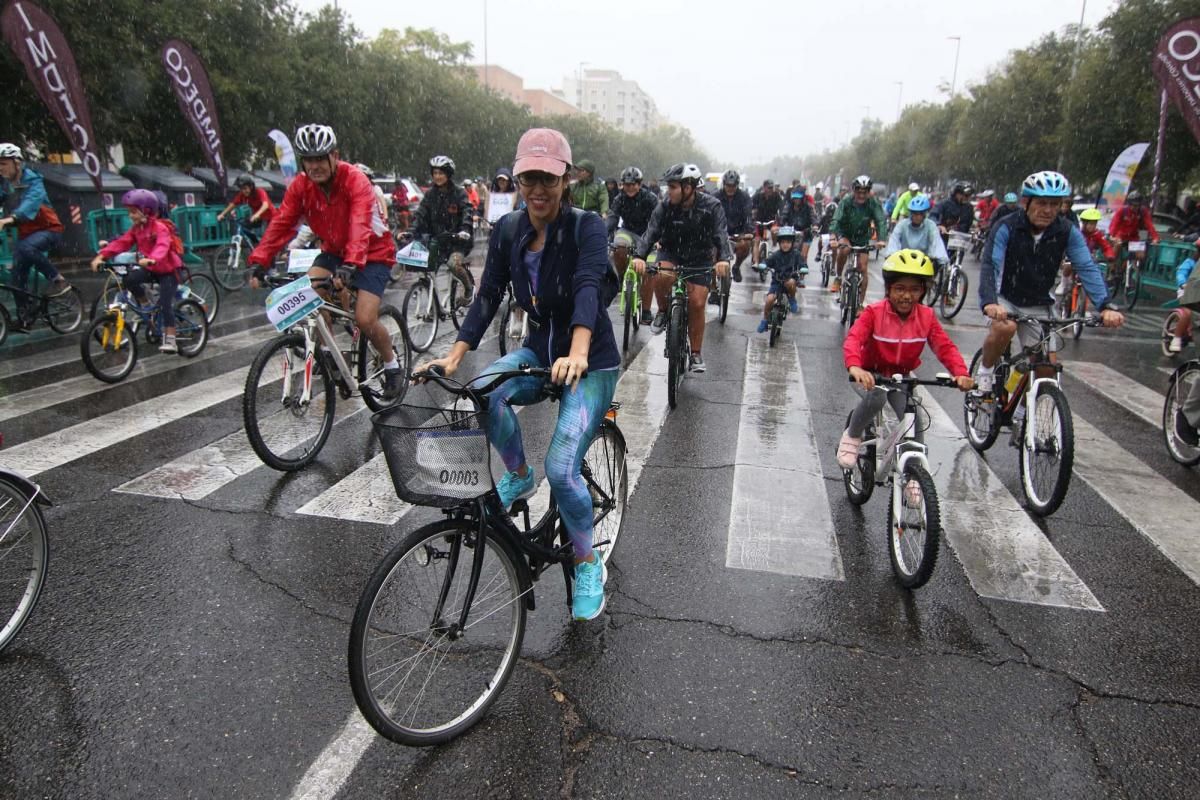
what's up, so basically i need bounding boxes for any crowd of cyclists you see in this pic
[6,120,1200,621]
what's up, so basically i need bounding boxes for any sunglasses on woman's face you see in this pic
[517,172,564,188]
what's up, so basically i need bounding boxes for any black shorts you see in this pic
[654,252,713,287]
[312,252,392,298]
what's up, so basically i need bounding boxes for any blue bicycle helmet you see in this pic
[790,189,805,199]
[908,194,931,213]
[1021,170,1070,198]
[1003,191,1018,204]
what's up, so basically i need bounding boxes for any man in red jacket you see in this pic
[249,123,403,400]
[1107,190,1159,288]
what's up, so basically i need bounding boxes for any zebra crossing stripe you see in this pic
[726,337,844,580]
[2,367,252,477]
[1068,361,1164,428]
[921,391,1104,611]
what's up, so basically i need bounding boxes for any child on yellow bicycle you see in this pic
[837,250,974,468]
[90,189,185,353]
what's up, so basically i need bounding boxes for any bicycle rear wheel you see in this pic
[964,349,1001,452]
[586,420,628,565]
[243,333,336,471]
[81,312,138,383]
[45,287,84,333]
[402,277,437,353]
[210,243,247,290]
[1018,383,1074,516]
[174,299,209,357]
[181,272,220,325]
[667,302,686,410]
[1163,362,1200,466]
[842,413,875,505]
[940,269,968,320]
[888,462,940,588]
[348,519,526,747]
[358,304,409,411]
[0,477,49,653]
[821,252,831,287]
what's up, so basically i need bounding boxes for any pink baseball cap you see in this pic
[513,128,572,176]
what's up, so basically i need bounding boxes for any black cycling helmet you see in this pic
[722,169,740,186]
[235,174,255,189]
[620,166,643,184]
[953,181,973,196]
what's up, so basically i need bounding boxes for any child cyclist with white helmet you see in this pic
[838,250,975,468]
[756,226,804,333]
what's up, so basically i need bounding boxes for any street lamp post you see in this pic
[894,81,904,121]
[947,36,962,96]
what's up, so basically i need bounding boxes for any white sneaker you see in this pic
[975,368,995,394]
[159,334,178,354]
[1169,336,1184,353]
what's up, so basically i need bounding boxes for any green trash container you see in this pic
[1145,240,1195,292]
[86,209,133,252]
[171,205,237,265]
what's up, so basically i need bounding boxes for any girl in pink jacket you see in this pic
[90,189,185,353]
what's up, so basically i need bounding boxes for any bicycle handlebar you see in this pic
[1006,313,1103,329]
[411,364,562,402]
[848,373,958,389]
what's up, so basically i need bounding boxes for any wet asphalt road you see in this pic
[1,246,1199,799]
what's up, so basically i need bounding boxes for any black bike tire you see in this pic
[1124,264,1142,311]
[0,476,49,654]
[821,253,831,288]
[209,243,247,291]
[1071,288,1087,340]
[358,304,410,411]
[888,464,941,589]
[667,302,685,410]
[174,299,210,358]
[243,332,337,471]
[498,300,512,356]
[621,291,632,353]
[182,271,221,325]
[45,287,84,333]
[1162,311,1184,358]
[964,348,1002,452]
[588,420,628,565]
[448,271,471,332]
[0,305,8,347]
[1018,382,1074,517]
[718,274,730,325]
[401,278,437,353]
[842,412,876,505]
[846,276,861,327]
[80,312,138,383]
[348,519,526,747]
[1163,362,1200,466]
[941,269,969,320]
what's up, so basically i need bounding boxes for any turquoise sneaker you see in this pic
[496,467,536,510]
[572,550,607,621]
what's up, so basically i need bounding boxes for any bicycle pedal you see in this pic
[509,499,529,515]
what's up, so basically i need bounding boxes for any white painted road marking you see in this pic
[727,337,844,580]
[1069,361,1164,428]
[2,367,252,477]
[922,391,1104,610]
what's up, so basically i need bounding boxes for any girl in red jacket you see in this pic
[837,249,974,468]
[90,189,185,353]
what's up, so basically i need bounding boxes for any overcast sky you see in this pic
[295,0,1114,167]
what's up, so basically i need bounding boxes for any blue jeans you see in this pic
[12,230,62,317]
[125,268,178,329]
[475,348,619,559]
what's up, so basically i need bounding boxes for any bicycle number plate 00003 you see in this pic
[265,276,324,332]
[411,429,491,498]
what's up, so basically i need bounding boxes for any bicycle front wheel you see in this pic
[1018,383,1074,516]
[586,420,628,565]
[1070,286,1087,340]
[348,519,526,747]
[243,333,336,471]
[667,302,686,410]
[888,462,940,588]
[1123,263,1142,311]
[45,287,83,333]
[846,277,861,327]
[358,304,409,411]
[210,244,246,290]
[718,273,731,325]
[402,278,437,353]
[0,477,49,653]
[940,269,968,320]
[1163,362,1200,466]
[174,299,209,357]
[964,349,1001,452]
[81,312,138,383]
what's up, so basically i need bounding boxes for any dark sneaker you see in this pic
[1175,410,1200,447]
[640,310,653,326]
[651,311,668,335]
[732,265,743,283]
[381,366,406,401]
[707,291,720,306]
[689,353,706,373]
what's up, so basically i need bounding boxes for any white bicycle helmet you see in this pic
[852,175,873,190]
[429,155,456,176]
[1021,170,1071,198]
[620,166,643,184]
[662,163,702,185]
[353,162,374,177]
[294,124,337,157]
[0,143,23,161]
[776,226,797,239]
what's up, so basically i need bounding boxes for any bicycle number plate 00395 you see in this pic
[265,276,324,332]
[411,429,491,498]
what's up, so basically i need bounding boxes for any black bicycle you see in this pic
[0,270,83,346]
[838,244,875,327]
[348,365,628,746]
[652,265,713,410]
[766,269,790,347]
[1163,358,1200,467]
